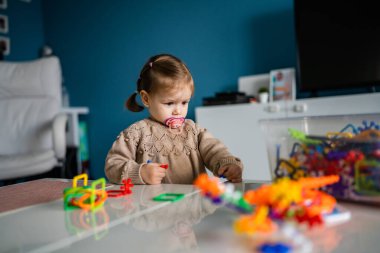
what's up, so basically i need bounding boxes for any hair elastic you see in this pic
[149,62,153,68]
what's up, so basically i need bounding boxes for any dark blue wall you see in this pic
[41,0,296,179]
[0,0,44,60]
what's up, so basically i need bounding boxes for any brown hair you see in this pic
[126,54,194,112]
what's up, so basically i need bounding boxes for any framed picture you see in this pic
[0,15,8,33]
[0,0,7,9]
[0,36,10,56]
[269,68,296,102]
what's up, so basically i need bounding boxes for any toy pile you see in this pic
[194,174,344,252]
[194,174,340,234]
[275,120,380,201]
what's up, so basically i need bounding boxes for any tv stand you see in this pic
[195,93,380,181]
[309,90,319,98]
[370,86,377,93]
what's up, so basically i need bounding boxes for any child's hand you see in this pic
[218,164,242,183]
[140,162,166,184]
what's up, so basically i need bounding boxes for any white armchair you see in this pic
[0,56,68,180]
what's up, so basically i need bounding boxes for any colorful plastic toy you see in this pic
[194,174,254,213]
[194,173,340,235]
[107,178,134,197]
[63,173,108,211]
[152,193,185,202]
[257,242,291,253]
[147,160,169,169]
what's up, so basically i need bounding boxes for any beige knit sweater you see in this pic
[104,118,243,184]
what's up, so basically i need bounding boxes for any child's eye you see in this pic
[182,101,189,105]
[165,102,174,106]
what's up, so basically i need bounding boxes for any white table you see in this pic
[0,180,380,253]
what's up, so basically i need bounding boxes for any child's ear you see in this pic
[140,90,150,108]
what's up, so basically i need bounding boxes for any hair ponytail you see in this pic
[125,92,144,112]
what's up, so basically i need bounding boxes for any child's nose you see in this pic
[173,106,181,114]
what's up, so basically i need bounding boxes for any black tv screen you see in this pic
[294,1,380,94]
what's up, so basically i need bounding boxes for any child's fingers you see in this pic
[146,162,160,167]
[150,170,166,184]
[147,163,168,171]
[230,170,242,181]
[228,169,242,181]
[141,163,167,184]
[221,166,236,178]
[218,166,228,177]
[221,165,242,182]
[154,167,166,177]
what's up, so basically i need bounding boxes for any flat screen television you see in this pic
[294,1,380,96]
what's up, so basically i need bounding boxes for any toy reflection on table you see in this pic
[65,206,110,240]
[131,184,218,253]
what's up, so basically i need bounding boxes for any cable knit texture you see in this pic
[105,118,243,184]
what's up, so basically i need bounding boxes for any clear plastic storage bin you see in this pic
[260,113,380,204]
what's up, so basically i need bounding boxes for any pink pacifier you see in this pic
[164,117,185,130]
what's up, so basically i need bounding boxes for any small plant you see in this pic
[258,86,269,94]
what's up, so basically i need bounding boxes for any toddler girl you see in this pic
[105,54,243,184]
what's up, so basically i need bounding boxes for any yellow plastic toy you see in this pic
[64,173,108,211]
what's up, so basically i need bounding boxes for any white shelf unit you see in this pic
[61,107,89,174]
[195,93,380,181]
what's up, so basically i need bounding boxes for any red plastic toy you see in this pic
[107,178,134,197]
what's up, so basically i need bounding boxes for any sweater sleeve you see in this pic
[197,125,243,176]
[104,126,145,185]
